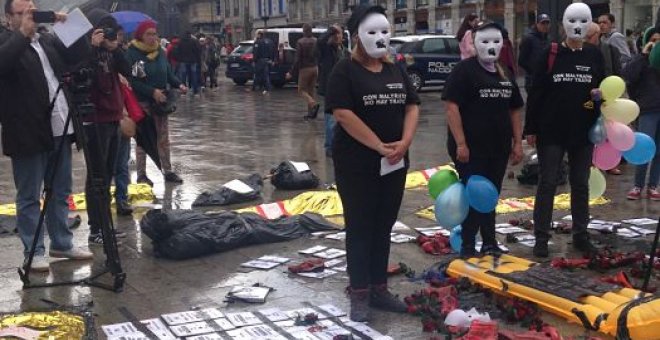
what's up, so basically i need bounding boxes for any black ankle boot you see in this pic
[369,284,407,313]
[573,235,598,256]
[533,240,549,257]
[346,287,370,322]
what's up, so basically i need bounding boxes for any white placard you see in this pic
[289,161,311,172]
[169,321,215,337]
[495,227,527,235]
[102,322,139,337]
[512,234,535,242]
[212,318,236,331]
[325,232,346,240]
[588,223,616,232]
[225,312,262,327]
[222,179,254,194]
[108,333,149,340]
[495,223,513,228]
[392,221,410,231]
[240,260,280,270]
[297,269,338,279]
[298,245,328,255]
[259,308,290,322]
[258,202,287,219]
[476,242,509,253]
[617,228,643,238]
[198,308,224,320]
[227,286,271,303]
[380,157,405,176]
[324,259,344,267]
[628,226,656,235]
[288,330,320,340]
[257,255,291,263]
[390,233,416,243]
[140,318,177,340]
[53,8,93,48]
[591,219,621,226]
[623,218,659,226]
[333,265,347,272]
[186,334,225,340]
[234,324,285,339]
[313,248,346,259]
[317,304,347,317]
[161,311,204,325]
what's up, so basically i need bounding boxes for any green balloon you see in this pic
[428,169,459,199]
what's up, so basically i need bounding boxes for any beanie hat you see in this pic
[135,20,157,40]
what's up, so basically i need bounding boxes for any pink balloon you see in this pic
[605,120,635,151]
[593,141,622,170]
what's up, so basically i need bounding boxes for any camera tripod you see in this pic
[17,75,125,292]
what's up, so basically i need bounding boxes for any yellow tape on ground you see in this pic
[236,190,344,218]
[416,193,610,220]
[0,183,155,215]
[404,164,456,189]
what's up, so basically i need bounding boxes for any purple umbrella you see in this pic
[111,11,155,34]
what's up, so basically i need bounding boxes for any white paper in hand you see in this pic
[222,179,254,194]
[53,8,93,48]
[289,161,311,172]
[380,157,404,176]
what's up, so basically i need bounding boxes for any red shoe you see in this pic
[288,258,325,273]
[627,187,642,200]
[648,187,660,201]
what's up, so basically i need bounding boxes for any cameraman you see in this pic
[84,9,130,246]
[0,0,93,271]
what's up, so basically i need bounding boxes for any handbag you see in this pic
[150,89,177,116]
[120,83,145,123]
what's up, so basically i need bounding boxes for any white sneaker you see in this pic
[49,248,93,260]
[25,256,50,272]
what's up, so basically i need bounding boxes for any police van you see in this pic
[394,35,460,91]
[260,27,351,50]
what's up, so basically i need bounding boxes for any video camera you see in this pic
[62,67,95,117]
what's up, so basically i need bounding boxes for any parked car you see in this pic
[225,40,296,87]
[395,35,461,91]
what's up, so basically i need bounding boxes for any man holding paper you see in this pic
[0,0,93,272]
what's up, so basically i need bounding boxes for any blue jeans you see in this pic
[634,112,660,188]
[179,62,200,94]
[324,113,336,151]
[114,136,131,203]
[11,135,74,257]
[253,59,272,91]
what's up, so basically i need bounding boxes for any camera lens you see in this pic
[103,28,118,41]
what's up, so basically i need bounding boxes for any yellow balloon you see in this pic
[588,167,606,199]
[602,98,640,124]
[599,76,626,102]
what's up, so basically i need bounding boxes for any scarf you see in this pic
[131,39,160,61]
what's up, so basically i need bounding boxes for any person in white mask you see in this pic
[325,5,420,322]
[524,3,606,258]
[442,21,524,258]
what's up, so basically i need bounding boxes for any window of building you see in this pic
[417,0,430,7]
[396,0,407,9]
[224,0,230,18]
[233,0,239,17]
[342,0,351,13]
[329,0,338,14]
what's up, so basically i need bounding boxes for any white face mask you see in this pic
[563,3,592,40]
[474,28,503,63]
[358,13,391,58]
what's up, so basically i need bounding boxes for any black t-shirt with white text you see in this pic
[524,43,605,146]
[442,57,524,158]
[326,58,421,174]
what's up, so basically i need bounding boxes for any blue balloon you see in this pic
[465,175,499,213]
[589,116,607,145]
[434,182,469,228]
[449,225,462,252]
[623,132,657,165]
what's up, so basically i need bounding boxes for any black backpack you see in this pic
[517,156,568,186]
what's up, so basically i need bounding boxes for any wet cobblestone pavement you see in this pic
[0,73,658,339]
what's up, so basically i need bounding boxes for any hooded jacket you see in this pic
[84,8,130,124]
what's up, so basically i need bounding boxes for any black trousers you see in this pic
[453,156,508,251]
[84,122,119,235]
[533,143,592,241]
[336,167,407,289]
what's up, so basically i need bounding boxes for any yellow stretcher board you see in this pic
[446,254,660,339]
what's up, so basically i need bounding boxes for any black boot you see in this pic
[164,172,184,184]
[346,287,370,322]
[369,284,407,313]
[533,239,549,258]
[116,200,133,216]
[573,235,598,256]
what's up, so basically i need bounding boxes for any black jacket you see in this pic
[174,36,201,63]
[253,37,276,61]
[0,30,90,157]
[316,30,346,97]
[518,28,550,87]
[623,54,660,114]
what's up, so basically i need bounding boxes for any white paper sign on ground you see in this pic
[227,286,271,303]
[588,223,616,232]
[416,226,449,236]
[186,334,225,340]
[107,333,149,340]
[288,330,320,340]
[622,218,658,226]
[161,311,204,325]
[227,324,287,340]
[225,312,262,327]
[285,308,329,320]
[333,265,347,272]
[628,226,656,235]
[495,227,527,235]
[390,233,416,243]
[511,234,535,242]
[53,8,93,47]
[257,255,290,263]
[324,259,344,267]
[222,179,254,194]
[258,202,287,219]
[313,248,346,259]
[617,228,643,238]
[519,240,554,247]
[297,269,338,279]
[325,232,346,240]
[298,245,327,255]
[392,221,410,231]
[240,260,280,270]
[212,318,236,331]
[476,242,509,252]
[140,318,176,340]
[102,322,139,337]
[591,219,622,226]
[289,161,311,172]
[198,308,224,320]
[169,321,215,337]
[259,308,290,322]
[317,304,347,317]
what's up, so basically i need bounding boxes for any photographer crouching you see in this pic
[83,9,130,246]
[0,0,93,271]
